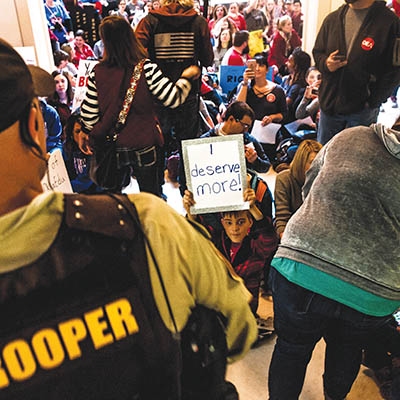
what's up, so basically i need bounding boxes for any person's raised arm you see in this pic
[236,68,255,102]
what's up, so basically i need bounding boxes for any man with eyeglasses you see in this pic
[201,100,271,173]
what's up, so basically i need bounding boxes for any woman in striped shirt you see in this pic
[80,15,200,195]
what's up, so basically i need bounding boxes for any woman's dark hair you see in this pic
[254,51,269,68]
[19,102,44,157]
[63,112,82,155]
[48,70,74,104]
[75,29,85,39]
[99,15,147,68]
[224,101,255,121]
[232,30,249,47]
[291,47,311,84]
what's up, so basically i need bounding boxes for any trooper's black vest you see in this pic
[0,194,180,400]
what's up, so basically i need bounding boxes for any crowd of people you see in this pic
[3,0,400,398]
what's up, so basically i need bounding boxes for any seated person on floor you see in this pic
[183,185,278,341]
[201,101,271,173]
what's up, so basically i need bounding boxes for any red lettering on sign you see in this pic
[78,76,89,87]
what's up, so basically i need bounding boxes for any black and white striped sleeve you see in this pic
[144,59,192,109]
[80,72,100,133]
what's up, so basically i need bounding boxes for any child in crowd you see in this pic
[183,185,278,341]
[63,112,102,193]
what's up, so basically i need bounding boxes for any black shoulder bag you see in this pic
[90,60,145,191]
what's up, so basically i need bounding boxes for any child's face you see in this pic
[221,212,253,244]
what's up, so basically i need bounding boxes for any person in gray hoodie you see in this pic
[267,117,400,400]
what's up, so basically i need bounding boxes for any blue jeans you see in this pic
[268,268,392,400]
[317,107,380,145]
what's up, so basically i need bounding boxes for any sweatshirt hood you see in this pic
[150,4,198,26]
[373,123,400,159]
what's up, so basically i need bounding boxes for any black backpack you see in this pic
[274,129,317,169]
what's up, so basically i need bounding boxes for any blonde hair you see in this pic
[161,0,194,8]
[277,15,292,31]
[290,139,322,185]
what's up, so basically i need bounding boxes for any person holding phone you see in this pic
[236,52,288,161]
[295,66,322,125]
[313,0,400,145]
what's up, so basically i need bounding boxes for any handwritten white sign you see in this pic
[41,149,73,193]
[182,135,248,214]
[72,59,98,112]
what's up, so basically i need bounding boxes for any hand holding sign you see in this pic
[182,135,248,214]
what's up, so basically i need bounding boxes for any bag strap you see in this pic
[107,59,146,141]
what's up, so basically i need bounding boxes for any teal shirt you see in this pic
[272,257,399,317]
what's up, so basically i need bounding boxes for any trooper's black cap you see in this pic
[0,38,55,132]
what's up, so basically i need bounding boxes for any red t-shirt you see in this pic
[221,47,248,66]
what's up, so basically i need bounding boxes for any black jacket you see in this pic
[313,1,400,115]
[135,3,213,97]
[0,194,180,400]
